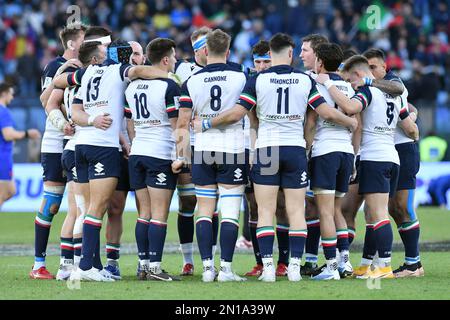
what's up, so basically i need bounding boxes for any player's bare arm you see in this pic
[45,88,74,136]
[127,65,169,81]
[192,104,248,133]
[353,78,404,97]
[304,107,318,150]
[173,107,192,173]
[71,102,112,130]
[399,116,419,141]
[314,102,358,132]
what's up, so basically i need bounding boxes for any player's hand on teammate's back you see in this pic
[171,160,184,174]
[63,123,75,136]
[27,129,41,140]
[409,112,417,123]
[93,113,113,130]
[122,143,131,159]
[55,59,83,78]
[349,116,358,132]
[314,73,329,84]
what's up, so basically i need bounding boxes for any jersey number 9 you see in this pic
[386,102,395,125]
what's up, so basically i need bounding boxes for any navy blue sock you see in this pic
[276,224,290,265]
[60,237,74,260]
[93,236,102,270]
[106,243,120,261]
[73,237,82,258]
[348,227,356,246]
[177,212,194,244]
[196,217,213,260]
[220,220,239,262]
[322,237,337,260]
[374,220,393,259]
[399,220,421,264]
[148,220,167,262]
[256,226,275,259]
[212,212,219,246]
[305,219,320,257]
[336,229,350,252]
[289,230,307,259]
[242,199,251,241]
[34,213,53,263]
[135,218,150,261]
[79,215,102,271]
[249,221,262,265]
[362,224,376,260]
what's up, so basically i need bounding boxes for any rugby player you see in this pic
[243,40,291,278]
[299,34,329,275]
[126,38,181,281]
[304,43,355,280]
[30,23,86,279]
[0,83,41,210]
[361,49,423,277]
[195,33,357,282]
[56,40,168,281]
[315,55,419,279]
[174,29,248,282]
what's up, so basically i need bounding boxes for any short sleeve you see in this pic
[124,94,132,119]
[237,75,257,110]
[307,77,327,109]
[179,80,192,109]
[120,63,132,82]
[0,108,14,129]
[351,86,373,110]
[165,80,181,119]
[41,60,63,91]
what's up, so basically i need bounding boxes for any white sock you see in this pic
[149,261,161,271]
[212,245,217,259]
[378,257,391,268]
[139,259,150,268]
[33,261,45,270]
[181,243,194,265]
[360,258,373,266]
[60,257,73,265]
[202,259,214,269]
[340,250,349,264]
[74,256,81,267]
[326,258,338,271]
[220,260,231,271]
[289,257,301,266]
[262,257,274,268]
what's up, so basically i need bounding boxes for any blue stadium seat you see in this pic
[9,107,27,131]
[29,107,47,133]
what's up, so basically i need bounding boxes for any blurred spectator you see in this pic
[427,174,450,209]
[16,44,40,97]
[420,131,448,162]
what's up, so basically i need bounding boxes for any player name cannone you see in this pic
[269,78,299,84]
[204,76,227,82]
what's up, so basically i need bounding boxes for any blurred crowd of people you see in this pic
[1,0,450,137]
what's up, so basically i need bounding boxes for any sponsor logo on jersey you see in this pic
[94,162,105,175]
[234,168,243,181]
[156,173,167,185]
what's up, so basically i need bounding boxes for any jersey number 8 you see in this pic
[210,85,222,111]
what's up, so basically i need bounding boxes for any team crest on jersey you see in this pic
[190,65,195,71]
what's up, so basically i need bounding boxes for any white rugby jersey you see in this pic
[41,56,77,153]
[312,73,355,157]
[125,78,180,160]
[237,65,327,149]
[70,61,131,148]
[175,60,203,84]
[383,71,414,145]
[353,86,409,165]
[179,63,247,154]
[63,86,80,152]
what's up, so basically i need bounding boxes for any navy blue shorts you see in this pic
[358,160,399,197]
[129,155,177,190]
[349,155,360,185]
[192,151,247,186]
[396,142,420,190]
[75,145,121,183]
[116,153,132,191]
[61,150,77,183]
[251,146,308,189]
[310,152,354,193]
[41,153,66,183]
[0,153,13,180]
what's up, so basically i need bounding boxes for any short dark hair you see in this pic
[315,43,344,72]
[301,34,328,51]
[146,38,176,64]
[343,48,359,61]
[191,27,212,43]
[206,29,231,56]
[342,55,370,73]
[84,26,112,41]
[363,48,386,61]
[78,41,102,65]
[252,40,270,56]
[59,23,87,50]
[0,83,13,96]
[269,33,296,53]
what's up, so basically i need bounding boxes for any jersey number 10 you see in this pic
[134,93,150,119]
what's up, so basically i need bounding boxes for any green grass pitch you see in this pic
[0,208,449,300]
